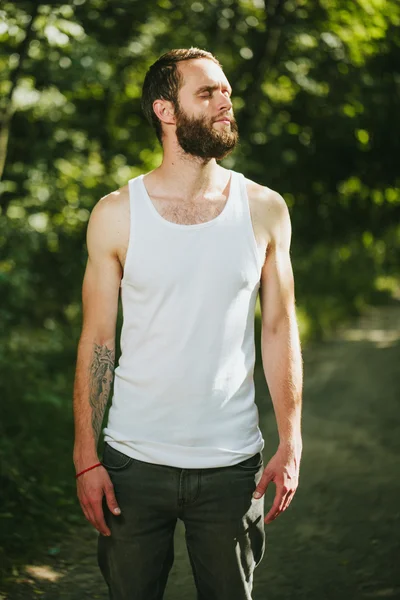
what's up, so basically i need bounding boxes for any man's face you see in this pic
[173,59,239,160]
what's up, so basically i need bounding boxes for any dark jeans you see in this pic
[98,443,266,600]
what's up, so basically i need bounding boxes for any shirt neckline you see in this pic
[139,170,235,230]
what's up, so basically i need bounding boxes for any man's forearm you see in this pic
[73,337,115,470]
[261,314,303,449]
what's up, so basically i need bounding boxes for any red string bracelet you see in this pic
[75,462,102,479]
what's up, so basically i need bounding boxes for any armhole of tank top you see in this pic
[239,173,264,275]
[120,178,136,287]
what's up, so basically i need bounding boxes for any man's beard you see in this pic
[174,105,239,160]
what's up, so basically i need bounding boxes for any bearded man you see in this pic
[73,47,303,600]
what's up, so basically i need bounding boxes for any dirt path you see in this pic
[2,303,400,600]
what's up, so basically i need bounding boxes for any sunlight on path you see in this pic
[24,565,62,583]
[337,305,400,348]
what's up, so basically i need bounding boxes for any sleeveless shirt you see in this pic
[103,169,265,468]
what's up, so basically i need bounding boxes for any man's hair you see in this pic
[141,47,222,143]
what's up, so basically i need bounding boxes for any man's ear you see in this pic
[153,99,176,126]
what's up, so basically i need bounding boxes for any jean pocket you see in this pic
[101,443,134,471]
[235,452,263,470]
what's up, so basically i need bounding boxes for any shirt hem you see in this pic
[103,429,265,469]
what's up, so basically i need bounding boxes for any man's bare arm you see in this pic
[73,339,116,471]
[88,343,115,441]
[253,190,303,523]
[73,196,122,470]
[73,194,123,536]
[260,193,303,447]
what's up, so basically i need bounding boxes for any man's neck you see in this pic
[147,152,228,201]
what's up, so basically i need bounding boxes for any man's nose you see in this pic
[216,91,233,112]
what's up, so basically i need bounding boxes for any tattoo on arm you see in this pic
[88,343,115,443]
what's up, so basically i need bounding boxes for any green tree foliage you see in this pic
[0,0,399,577]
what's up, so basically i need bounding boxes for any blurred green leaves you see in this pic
[0,0,398,331]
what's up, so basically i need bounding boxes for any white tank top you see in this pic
[103,169,265,468]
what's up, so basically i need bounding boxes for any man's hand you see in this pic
[76,466,121,536]
[253,443,301,524]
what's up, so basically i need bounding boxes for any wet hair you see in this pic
[141,47,222,143]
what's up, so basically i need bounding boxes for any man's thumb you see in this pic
[253,471,273,499]
[105,484,121,515]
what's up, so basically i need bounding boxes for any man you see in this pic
[73,47,303,600]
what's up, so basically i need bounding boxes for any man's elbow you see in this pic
[262,307,297,337]
[79,328,116,349]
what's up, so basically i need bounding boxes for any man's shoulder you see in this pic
[88,184,131,233]
[86,184,131,257]
[96,183,130,212]
[243,174,284,205]
[243,175,289,229]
